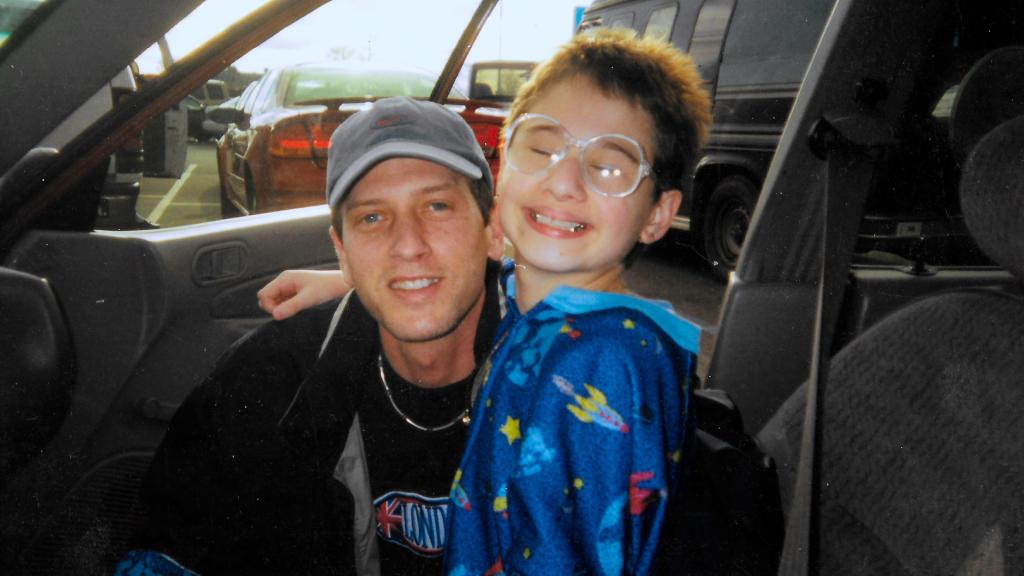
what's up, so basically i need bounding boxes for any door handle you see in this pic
[193,242,248,284]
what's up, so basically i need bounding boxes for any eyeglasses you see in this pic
[504,113,654,198]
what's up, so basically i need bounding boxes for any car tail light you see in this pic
[471,123,502,159]
[270,122,331,159]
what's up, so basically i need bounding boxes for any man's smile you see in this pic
[389,277,441,290]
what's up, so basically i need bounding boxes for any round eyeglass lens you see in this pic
[507,116,566,174]
[507,115,646,197]
[582,135,644,197]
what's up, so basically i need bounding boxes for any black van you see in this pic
[579,0,836,279]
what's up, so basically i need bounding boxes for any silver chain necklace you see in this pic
[377,354,471,432]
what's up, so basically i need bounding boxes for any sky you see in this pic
[137,0,588,76]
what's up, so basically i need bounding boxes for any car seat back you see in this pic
[761,46,1024,575]
[0,267,75,488]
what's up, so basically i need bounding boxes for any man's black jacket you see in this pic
[133,265,500,575]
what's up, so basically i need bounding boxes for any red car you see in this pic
[212,62,504,217]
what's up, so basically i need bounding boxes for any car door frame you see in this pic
[0,0,498,571]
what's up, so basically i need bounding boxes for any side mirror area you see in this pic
[207,105,248,126]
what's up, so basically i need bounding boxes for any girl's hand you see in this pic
[257,269,350,320]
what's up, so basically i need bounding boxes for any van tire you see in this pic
[702,175,756,281]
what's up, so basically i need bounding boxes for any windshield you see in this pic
[283,67,437,104]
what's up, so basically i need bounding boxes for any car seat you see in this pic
[760,47,1024,574]
[0,267,75,489]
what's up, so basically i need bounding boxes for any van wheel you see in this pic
[702,175,756,281]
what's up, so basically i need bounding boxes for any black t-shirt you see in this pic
[360,356,473,576]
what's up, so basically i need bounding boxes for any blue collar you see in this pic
[502,263,701,355]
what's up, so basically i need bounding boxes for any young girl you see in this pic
[443,30,710,575]
[258,29,711,575]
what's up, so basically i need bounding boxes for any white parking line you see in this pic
[147,163,197,224]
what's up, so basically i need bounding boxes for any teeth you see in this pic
[534,212,586,232]
[390,278,439,290]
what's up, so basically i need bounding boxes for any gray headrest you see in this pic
[959,115,1024,280]
[949,47,1024,164]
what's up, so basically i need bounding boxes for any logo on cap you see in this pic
[375,114,409,129]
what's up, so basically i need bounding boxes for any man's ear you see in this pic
[639,189,682,245]
[485,202,505,261]
[329,226,352,282]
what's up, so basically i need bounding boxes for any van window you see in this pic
[718,0,834,87]
[687,0,735,86]
[643,4,678,41]
[606,11,635,29]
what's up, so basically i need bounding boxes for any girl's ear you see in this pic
[639,189,682,245]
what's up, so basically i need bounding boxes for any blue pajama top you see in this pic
[444,265,699,575]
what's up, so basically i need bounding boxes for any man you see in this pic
[116,96,504,575]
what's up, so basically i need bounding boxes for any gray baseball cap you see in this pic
[326,96,493,208]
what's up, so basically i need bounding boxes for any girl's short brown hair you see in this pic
[509,28,712,197]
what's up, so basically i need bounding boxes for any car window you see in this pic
[249,69,281,115]
[606,11,635,29]
[207,80,228,101]
[719,0,834,87]
[0,0,587,230]
[0,0,47,48]
[283,66,437,104]
[854,65,995,269]
[134,1,274,75]
[458,1,580,100]
[468,61,535,102]
[687,0,735,83]
[91,0,585,230]
[643,4,678,41]
[238,78,261,114]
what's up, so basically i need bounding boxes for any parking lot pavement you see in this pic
[137,142,221,227]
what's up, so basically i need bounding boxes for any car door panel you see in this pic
[0,207,336,572]
[0,0,498,571]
